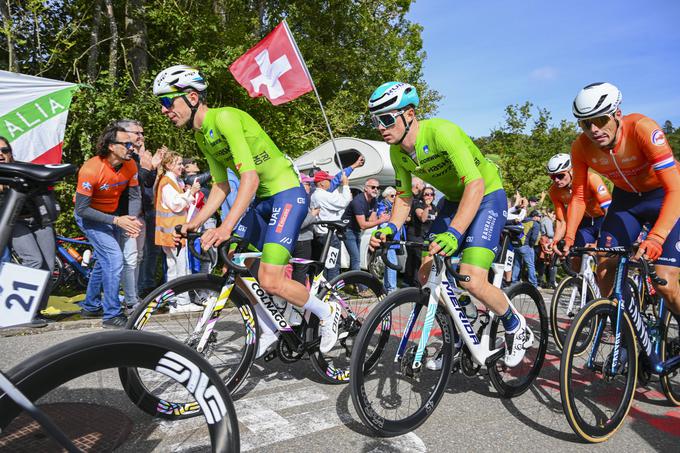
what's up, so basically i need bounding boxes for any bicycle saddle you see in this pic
[311,219,350,231]
[502,224,524,237]
[0,162,77,185]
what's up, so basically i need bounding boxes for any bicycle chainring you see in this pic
[461,346,480,377]
[277,338,304,363]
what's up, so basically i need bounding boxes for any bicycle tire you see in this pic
[0,330,239,452]
[560,298,638,443]
[488,282,549,397]
[50,255,64,292]
[660,310,680,406]
[350,287,454,436]
[310,270,387,384]
[550,275,596,352]
[121,274,257,418]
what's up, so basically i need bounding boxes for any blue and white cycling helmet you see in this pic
[572,82,622,120]
[153,65,207,96]
[368,82,419,115]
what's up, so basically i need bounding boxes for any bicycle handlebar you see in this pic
[374,239,470,283]
[564,244,667,286]
[175,225,250,273]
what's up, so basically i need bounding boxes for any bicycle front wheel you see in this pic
[660,311,680,406]
[560,298,638,443]
[310,270,386,384]
[121,274,257,418]
[0,330,239,452]
[550,275,596,352]
[489,282,549,397]
[350,288,455,436]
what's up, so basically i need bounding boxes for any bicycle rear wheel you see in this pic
[560,298,638,443]
[550,275,596,352]
[310,270,386,384]
[0,330,239,452]
[489,282,549,397]
[660,311,680,406]
[350,288,454,436]
[121,274,257,418]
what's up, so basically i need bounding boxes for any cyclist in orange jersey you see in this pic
[546,153,611,269]
[562,82,680,316]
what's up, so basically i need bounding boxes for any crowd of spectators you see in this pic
[1,122,564,328]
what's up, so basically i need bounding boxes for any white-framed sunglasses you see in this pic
[370,110,404,129]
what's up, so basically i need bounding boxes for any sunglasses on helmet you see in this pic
[370,110,404,129]
[159,92,186,109]
[578,115,611,130]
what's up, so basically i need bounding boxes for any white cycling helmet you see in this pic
[368,82,419,115]
[153,65,207,96]
[546,153,572,174]
[572,82,622,119]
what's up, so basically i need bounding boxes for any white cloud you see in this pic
[530,66,558,81]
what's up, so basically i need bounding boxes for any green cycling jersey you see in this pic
[391,118,503,201]
[195,107,300,198]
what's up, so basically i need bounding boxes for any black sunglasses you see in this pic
[0,147,11,154]
[366,184,379,189]
[550,173,567,181]
[578,115,611,130]
[112,141,135,151]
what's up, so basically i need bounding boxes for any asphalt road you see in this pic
[1,288,679,452]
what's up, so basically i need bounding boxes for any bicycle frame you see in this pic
[602,254,680,376]
[565,253,600,316]
[144,249,363,356]
[396,255,506,371]
[56,235,93,279]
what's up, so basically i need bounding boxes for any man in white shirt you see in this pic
[311,170,352,280]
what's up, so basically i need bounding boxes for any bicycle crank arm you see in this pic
[484,348,505,367]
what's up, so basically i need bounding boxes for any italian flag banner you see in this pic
[0,70,80,164]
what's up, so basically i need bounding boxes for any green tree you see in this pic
[477,102,579,201]
[0,0,439,234]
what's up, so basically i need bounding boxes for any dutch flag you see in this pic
[651,153,675,171]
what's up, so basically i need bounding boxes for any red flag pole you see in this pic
[282,19,343,172]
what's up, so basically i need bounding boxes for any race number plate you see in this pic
[325,246,340,269]
[0,263,49,327]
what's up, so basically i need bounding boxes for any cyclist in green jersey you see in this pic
[153,65,341,356]
[368,82,534,367]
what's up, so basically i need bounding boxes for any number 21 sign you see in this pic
[0,263,50,328]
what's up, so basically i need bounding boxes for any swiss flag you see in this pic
[230,21,313,105]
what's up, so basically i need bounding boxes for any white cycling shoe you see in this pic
[503,312,535,368]
[256,330,279,359]
[319,301,341,354]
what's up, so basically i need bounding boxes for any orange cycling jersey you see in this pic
[549,171,611,222]
[567,113,680,243]
[76,156,139,214]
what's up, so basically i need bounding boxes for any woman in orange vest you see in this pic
[155,150,201,312]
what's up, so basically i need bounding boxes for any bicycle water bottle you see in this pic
[66,246,82,262]
[458,294,478,322]
[82,249,92,267]
[273,295,303,326]
[284,304,304,326]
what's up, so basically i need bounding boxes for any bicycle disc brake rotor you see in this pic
[185,331,217,358]
[400,345,427,378]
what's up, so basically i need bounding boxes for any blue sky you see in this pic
[407,0,680,138]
